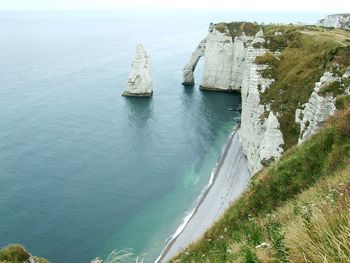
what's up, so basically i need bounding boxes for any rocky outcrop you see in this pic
[296,70,350,144]
[238,32,284,174]
[182,38,206,85]
[259,112,284,164]
[344,66,350,79]
[200,26,235,91]
[183,23,254,91]
[317,14,350,29]
[229,34,255,91]
[122,44,153,97]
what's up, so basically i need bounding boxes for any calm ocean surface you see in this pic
[0,11,325,262]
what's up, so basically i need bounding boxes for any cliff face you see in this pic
[295,72,338,144]
[185,24,285,174]
[183,23,255,91]
[238,31,284,174]
[317,14,350,29]
[200,26,235,90]
[122,44,153,97]
[296,70,350,144]
[185,22,350,175]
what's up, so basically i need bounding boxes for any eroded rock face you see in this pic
[200,26,235,91]
[260,112,284,164]
[239,32,284,174]
[182,23,254,91]
[122,44,153,97]
[182,38,206,85]
[185,27,285,174]
[344,66,350,79]
[295,72,339,144]
[317,14,350,29]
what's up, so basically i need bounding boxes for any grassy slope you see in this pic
[257,25,350,149]
[170,95,350,262]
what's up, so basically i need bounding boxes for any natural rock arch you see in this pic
[182,38,206,86]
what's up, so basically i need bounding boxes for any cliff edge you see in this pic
[184,22,350,174]
[317,13,350,29]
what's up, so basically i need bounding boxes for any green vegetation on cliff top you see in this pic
[256,25,350,149]
[171,95,350,262]
[215,22,260,38]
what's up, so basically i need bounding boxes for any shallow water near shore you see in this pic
[0,11,326,262]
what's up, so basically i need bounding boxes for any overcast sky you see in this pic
[0,0,349,12]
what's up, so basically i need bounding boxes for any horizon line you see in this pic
[0,8,342,13]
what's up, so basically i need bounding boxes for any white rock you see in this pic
[260,112,284,162]
[183,26,284,174]
[317,14,350,29]
[183,23,257,92]
[239,32,284,174]
[229,34,256,91]
[182,38,206,85]
[296,72,339,144]
[255,242,270,249]
[343,66,350,79]
[122,44,152,97]
[200,25,235,91]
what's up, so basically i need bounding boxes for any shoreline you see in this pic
[155,126,251,262]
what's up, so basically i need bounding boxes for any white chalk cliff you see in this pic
[296,69,350,144]
[183,23,254,91]
[184,25,285,174]
[317,14,350,29]
[295,72,338,144]
[122,44,153,97]
[184,22,349,175]
[238,32,284,174]
[200,26,235,90]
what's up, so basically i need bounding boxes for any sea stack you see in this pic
[122,44,153,97]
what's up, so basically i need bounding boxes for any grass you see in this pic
[214,22,260,38]
[319,77,349,96]
[92,249,144,263]
[105,250,144,263]
[0,244,49,263]
[255,25,350,149]
[285,180,350,262]
[170,99,350,262]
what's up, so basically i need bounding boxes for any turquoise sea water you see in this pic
[0,11,326,262]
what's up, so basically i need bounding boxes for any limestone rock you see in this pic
[296,72,339,144]
[182,23,255,91]
[343,66,350,79]
[239,31,284,174]
[317,14,350,29]
[260,112,284,162]
[182,38,206,85]
[200,25,235,91]
[122,44,152,97]
[183,26,285,174]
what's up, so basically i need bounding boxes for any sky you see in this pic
[0,0,349,12]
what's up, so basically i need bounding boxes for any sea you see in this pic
[0,10,326,262]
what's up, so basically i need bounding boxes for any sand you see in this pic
[156,128,251,262]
